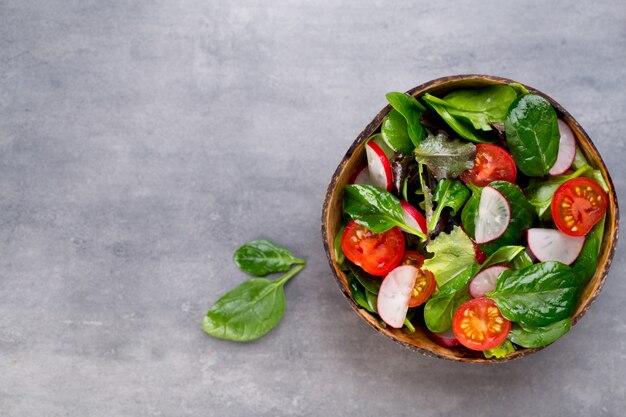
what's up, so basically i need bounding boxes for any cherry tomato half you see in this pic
[407,268,436,307]
[452,297,511,351]
[551,177,608,236]
[460,144,517,187]
[473,244,487,264]
[400,251,425,268]
[341,221,405,276]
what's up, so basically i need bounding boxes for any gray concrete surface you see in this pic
[1,1,625,416]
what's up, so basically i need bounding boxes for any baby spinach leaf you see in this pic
[381,109,414,153]
[348,273,373,312]
[483,340,515,359]
[509,82,529,96]
[425,85,518,131]
[333,226,347,271]
[413,131,477,180]
[424,263,479,333]
[571,216,605,287]
[386,92,426,146]
[510,250,534,270]
[234,240,305,277]
[508,318,571,348]
[422,94,491,143]
[525,165,591,219]
[202,264,305,341]
[429,179,470,231]
[480,246,525,270]
[465,181,536,255]
[505,94,560,177]
[487,261,579,327]
[423,226,476,287]
[461,183,481,238]
[343,184,426,238]
[347,263,381,295]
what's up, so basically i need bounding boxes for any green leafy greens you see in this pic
[414,131,476,180]
[505,94,560,177]
[234,240,306,277]
[429,179,470,231]
[423,226,476,287]
[381,109,414,153]
[508,319,571,348]
[386,92,426,146]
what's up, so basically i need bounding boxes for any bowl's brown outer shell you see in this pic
[321,74,619,363]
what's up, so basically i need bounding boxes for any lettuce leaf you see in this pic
[423,226,476,286]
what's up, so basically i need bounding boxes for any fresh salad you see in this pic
[334,83,610,359]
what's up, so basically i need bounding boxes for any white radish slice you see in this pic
[469,265,510,298]
[400,201,427,235]
[427,328,461,348]
[527,228,585,265]
[365,141,393,191]
[350,166,372,185]
[474,186,511,244]
[377,265,418,328]
[549,120,577,176]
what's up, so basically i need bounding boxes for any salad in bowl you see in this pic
[322,75,618,362]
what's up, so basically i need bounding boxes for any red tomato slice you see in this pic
[341,221,405,276]
[473,244,487,264]
[407,268,435,307]
[551,177,608,236]
[452,297,511,351]
[400,251,425,268]
[460,144,517,187]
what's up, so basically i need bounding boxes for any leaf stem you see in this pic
[293,258,306,265]
[275,264,306,287]
[404,318,416,333]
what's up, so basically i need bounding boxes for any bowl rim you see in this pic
[321,74,620,363]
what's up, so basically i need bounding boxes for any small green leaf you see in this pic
[510,250,534,270]
[509,319,571,348]
[525,165,591,219]
[424,263,479,333]
[202,265,305,341]
[423,226,476,287]
[487,262,579,327]
[483,340,516,359]
[480,246,525,270]
[422,94,491,143]
[386,92,426,146]
[347,263,381,295]
[343,184,425,238]
[333,226,347,270]
[234,240,305,277]
[414,131,477,180]
[505,94,560,177]
[381,109,414,153]
[571,216,605,287]
[429,179,470,231]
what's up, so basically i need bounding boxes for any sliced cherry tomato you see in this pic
[400,251,425,268]
[452,297,511,351]
[407,268,436,307]
[460,144,517,187]
[551,177,608,236]
[341,221,405,276]
[473,244,487,264]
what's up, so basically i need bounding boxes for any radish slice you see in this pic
[349,166,372,185]
[377,265,418,328]
[427,328,461,348]
[365,141,393,191]
[527,228,585,265]
[549,120,577,176]
[370,134,395,159]
[474,186,511,244]
[400,201,427,235]
[469,265,510,298]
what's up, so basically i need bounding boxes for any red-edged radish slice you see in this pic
[527,228,585,265]
[400,201,427,235]
[365,141,393,191]
[370,134,395,159]
[469,265,510,298]
[349,165,372,185]
[549,120,577,176]
[474,186,510,244]
[427,328,461,348]
[377,265,418,328]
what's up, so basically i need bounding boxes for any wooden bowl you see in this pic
[321,74,619,363]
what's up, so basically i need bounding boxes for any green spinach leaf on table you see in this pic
[413,131,477,180]
[505,94,560,177]
[234,240,305,277]
[202,264,305,341]
[487,261,579,327]
[386,92,427,146]
[343,184,426,238]
[508,318,571,348]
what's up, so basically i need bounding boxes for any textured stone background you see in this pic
[1,1,625,416]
